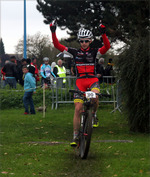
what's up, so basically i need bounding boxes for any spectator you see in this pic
[104,58,115,83]
[50,61,56,84]
[1,60,9,87]
[51,61,56,72]
[104,58,113,76]
[15,59,22,84]
[96,58,105,84]
[16,58,28,86]
[22,58,28,66]
[17,58,35,87]
[31,57,40,83]
[70,59,76,76]
[1,56,17,88]
[1,60,9,80]
[53,59,67,87]
[26,58,35,76]
[40,57,56,87]
[22,65,36,115]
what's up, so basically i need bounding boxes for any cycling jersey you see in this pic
[67,47,98,78]
[52,32,110,79]
[40,64,56,78]
[51,31,110,102]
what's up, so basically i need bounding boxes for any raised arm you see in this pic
[50,20,67,52]
[98,24,110,55]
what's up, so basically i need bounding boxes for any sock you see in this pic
[92,111,97,117]
[73,131,78,139]
[94,112,97,117]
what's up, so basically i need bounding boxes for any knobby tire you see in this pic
[80,109,93,159]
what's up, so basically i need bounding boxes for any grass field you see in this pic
[0,104,149,177]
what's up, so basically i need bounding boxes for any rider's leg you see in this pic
[91,89,100,127]
[70,102,83,146]
[91,89,99,112]
[73,102,83,139]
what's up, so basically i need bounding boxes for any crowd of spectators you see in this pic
[0,55,115,115]
[0,55,115,89]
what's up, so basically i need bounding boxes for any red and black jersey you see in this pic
[51,32,110,78]
[67,47,98,78]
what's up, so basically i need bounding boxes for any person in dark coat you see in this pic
[1,56,17,88]
[96,58,105,84]
[16,58,27,86]
[104,58,115,83]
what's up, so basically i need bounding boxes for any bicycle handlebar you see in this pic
[69,89,84,94]
[69,90,111,98]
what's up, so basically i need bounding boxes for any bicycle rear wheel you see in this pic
[80,109,93,159]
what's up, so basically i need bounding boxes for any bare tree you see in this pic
[15,32,55,66]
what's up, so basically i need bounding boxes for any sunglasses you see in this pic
[79,40,90,43]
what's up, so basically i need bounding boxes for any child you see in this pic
[22,65,36,115]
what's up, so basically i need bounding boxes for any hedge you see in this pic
[0,86,52,109]
[117,36,149,133]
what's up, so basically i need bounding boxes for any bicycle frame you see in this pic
[69,89,96,159]
[69,89,111,159]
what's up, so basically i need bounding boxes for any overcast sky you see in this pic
[0,0,69,54]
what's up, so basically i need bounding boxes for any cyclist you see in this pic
[50,20,110,146]
[40,57,56,87]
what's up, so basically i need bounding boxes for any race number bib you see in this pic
[85,91,96,99]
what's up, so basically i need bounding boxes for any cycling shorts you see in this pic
[74,77,100,103]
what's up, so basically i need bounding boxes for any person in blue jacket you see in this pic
[40,57,56,87]
[22,65,36,115]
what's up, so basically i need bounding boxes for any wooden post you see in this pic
[112,85,115,110]
[43,84,45,118]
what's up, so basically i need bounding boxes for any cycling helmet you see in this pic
[77,28,93,39]
[43,57,49,61]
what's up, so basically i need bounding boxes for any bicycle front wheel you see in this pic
[80,109,93,159]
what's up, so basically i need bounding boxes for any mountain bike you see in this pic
[69,89,111,159]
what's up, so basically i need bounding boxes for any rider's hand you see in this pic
[50,19,57,32]
[99,24,106,35]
